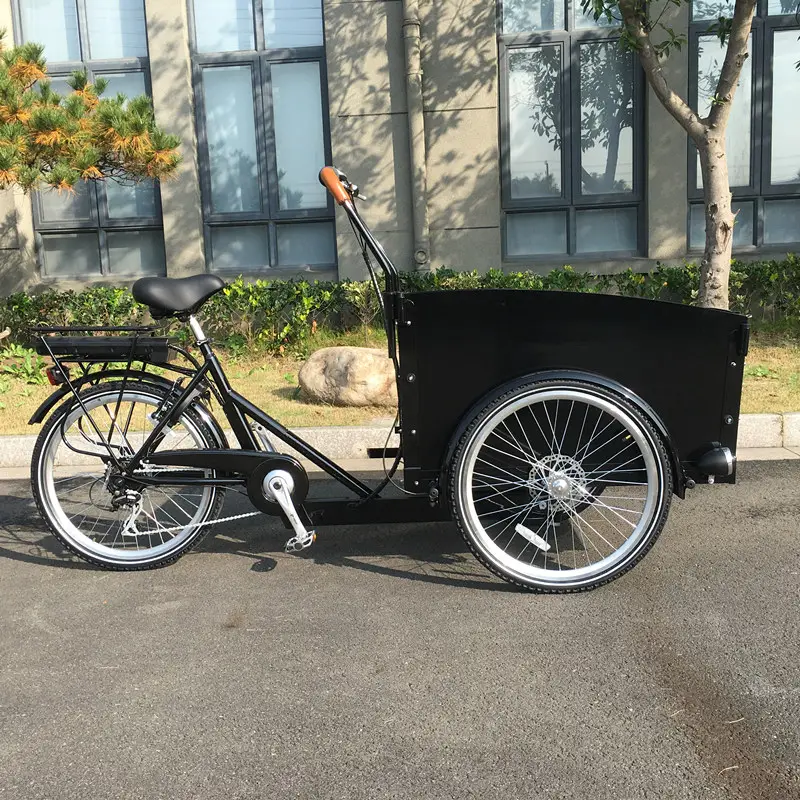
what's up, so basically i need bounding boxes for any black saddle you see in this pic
[132,274,227,319]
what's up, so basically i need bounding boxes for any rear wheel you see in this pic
[32,381,225,570]
[450,379,673,592]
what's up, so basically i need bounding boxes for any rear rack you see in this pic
[33,325,171,364]
[33,325,159,334]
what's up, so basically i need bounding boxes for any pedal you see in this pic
[263,469,316,554]
[285,531,316,553]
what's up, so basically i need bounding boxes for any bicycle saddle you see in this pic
[132,274,227,319]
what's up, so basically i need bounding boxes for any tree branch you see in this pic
[706,0,758,129]
[618,0,706,142]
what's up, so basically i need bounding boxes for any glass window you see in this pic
[192,0,254,53]
[106,180,157,218]
[202,66,261,214]
[576,207,637,253]
[768,0,798,12]
[107,231,166,275]
[41,233,102,277]
[770,30,800,186]
[20,0,80,62]
[39,184,93,223]
[211,226,270,270]
[503,0,564,32]
[574,4,619,29]
[20,0,165,278]
[579,41,634,194]
[500,1,643,258]
[692,0,734,20]
[271,61,327,210]
[689,3,800,251]
[85,0,148,59]
[508,46,563,199]
[506,211,567,256]
[277,222,335,266]
[764,199,800,244]
[46,76,74,96]
[264,0,324,48]
[96,71,146,103]
[192,0,335,272]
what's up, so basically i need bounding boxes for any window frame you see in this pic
[13,0,166,279]
[498,1,647,261]
[187,0,337,274]
[687,1,800,250]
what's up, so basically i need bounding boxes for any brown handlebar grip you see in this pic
[319,166,351,205]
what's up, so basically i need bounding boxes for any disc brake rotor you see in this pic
[529,454,590,511]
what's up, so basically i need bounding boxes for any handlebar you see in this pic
[318,165,399,295]
[319,166,352,205]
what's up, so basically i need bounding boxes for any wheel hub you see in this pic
[529,454,588,510]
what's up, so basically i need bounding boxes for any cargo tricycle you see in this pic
[30,167,748,592]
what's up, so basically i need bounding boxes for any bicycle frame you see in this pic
[117,320,376,500]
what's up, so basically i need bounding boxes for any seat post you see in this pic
[188,315,208,345]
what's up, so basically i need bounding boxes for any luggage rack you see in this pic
[34,325,171,365]
[31,325,203,386]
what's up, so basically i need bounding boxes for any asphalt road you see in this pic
[1,461,799,800]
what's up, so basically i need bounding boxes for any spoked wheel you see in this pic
[32,381,225,570]
[450,379,673,592]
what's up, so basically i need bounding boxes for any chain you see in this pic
[136,509,262,536]
[124,464,262,536]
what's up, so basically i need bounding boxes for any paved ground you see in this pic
[1,461,799,799]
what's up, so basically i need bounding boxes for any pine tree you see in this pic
[0,31,180,193]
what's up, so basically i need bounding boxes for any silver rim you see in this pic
[457,387,666,587]
[37,387,217,564]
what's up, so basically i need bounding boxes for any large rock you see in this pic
[298,347,398,407]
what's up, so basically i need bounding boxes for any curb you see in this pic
[4,413,799,469]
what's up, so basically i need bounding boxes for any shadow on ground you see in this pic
[0,485,509,592]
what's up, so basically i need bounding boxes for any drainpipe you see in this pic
[402,0,431,270]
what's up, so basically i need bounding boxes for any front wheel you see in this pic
[449,379,673,593]
[32,381,225,570]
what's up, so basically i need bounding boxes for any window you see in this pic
[689,0,800,249]
[16,0,166,278]
[499,1,644,259]
[189,0,336,273]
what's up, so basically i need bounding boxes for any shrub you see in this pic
[4,256,799,357]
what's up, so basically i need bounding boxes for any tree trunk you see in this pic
[603,115,622,191]
[696,133,735,309]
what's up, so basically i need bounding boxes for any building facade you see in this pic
[0,0,797,294]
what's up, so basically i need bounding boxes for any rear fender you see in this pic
[29,371,228,449]
[439,369,685,500]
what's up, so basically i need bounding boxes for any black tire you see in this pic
[32,380,225,570]
[449,379,673,593]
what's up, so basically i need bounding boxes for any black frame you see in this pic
[187,0,337,274]
[497,1,647,261]
[13,0,167,279]
[687,0,800,250]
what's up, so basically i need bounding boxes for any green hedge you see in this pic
[4,255,799,356]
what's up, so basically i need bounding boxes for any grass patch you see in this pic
[740,329,800,414]
[2,328,798,437]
